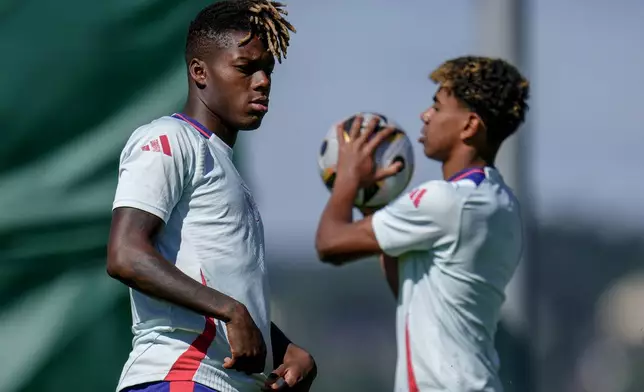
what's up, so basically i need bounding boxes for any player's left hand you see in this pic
[262,344,317,391]
[335,114,403,188]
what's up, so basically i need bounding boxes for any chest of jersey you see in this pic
[176,141,266,276]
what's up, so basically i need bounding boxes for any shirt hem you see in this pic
[117,373,238,392]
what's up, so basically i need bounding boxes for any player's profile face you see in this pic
[420,86,469,160]
[200,30,275,131]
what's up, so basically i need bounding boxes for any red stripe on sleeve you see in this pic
[160,135,172,157]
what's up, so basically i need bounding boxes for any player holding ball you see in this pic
[316,56,530,392]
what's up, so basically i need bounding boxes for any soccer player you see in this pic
[315,56,529,391]
[106,2,316,392]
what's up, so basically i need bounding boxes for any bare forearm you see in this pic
[108,245,239,322]
[317,173,359,239]
[380,254,399,299]
[316,173,376,263]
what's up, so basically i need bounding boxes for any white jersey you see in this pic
[372,167,522,392]
[112,114,272,392]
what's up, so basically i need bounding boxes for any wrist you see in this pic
[205,289,245,323]
[332,170,361,203]
[224,301,248,323]
[334,169,360,189]
[284,342,299,357]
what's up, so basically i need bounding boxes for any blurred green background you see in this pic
[2,1,644,392]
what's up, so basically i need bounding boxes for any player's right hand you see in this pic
[223,303,267,374]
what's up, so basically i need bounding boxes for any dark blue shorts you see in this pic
[122,381,219,392]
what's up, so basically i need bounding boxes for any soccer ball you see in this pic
[317,112,415,208]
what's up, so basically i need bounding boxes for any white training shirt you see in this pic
[112,113,272,392]
[372,167,523,392]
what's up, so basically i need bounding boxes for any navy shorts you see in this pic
[122,381,219,392]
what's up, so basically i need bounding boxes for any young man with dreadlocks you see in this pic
[107,2,316,392]
[315,56,529,391]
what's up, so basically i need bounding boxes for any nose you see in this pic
[420,108,434,123]
[252,71,271,92]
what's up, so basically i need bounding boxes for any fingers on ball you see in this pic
[349,115,364,140]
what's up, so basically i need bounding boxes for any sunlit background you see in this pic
[1,1,643,391]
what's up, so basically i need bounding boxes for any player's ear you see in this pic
[188,58,208,89]
[460,112,483,141]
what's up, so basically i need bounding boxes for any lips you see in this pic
[250,97,269,113]
[419,127,427,143]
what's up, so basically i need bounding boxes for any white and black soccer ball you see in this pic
[317,112,415,208]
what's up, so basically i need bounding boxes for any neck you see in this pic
[441,148,493,181]
[182,94,238,148]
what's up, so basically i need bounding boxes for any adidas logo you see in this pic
[409,188,427,208]
[141,135,172,157]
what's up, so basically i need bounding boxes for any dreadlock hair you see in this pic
[186,0,296,64]
[429,56,530,145]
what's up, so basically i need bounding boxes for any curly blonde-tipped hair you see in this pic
[241,1,295,62]
[430,56,530,143]
[187,0,296,63]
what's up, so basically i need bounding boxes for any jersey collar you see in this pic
[171,113,233,159]
[448,166,487,186]
[172,113,212,138]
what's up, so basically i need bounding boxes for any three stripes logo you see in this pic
[409,188,427,208]
[141,135,172,157]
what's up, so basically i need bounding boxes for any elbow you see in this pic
[106,255,125,281]
[314,236,331,263]
[315,235,344,266]
[315,231,332,263]
[106,246,133,281]
[316,248,336,265]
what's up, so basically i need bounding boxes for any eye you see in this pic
[236,62,273,77]
[236,65,252,74]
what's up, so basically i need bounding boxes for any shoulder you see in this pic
[371,180,461,254]
[122,116,201,159]
[405,180,461,212]
[377,180,462,225]
[128,116,201,145]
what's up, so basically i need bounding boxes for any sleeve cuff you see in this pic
[112,199,170,223]
[371,210,399,257]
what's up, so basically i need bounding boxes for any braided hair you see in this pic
[186,0,296,63]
